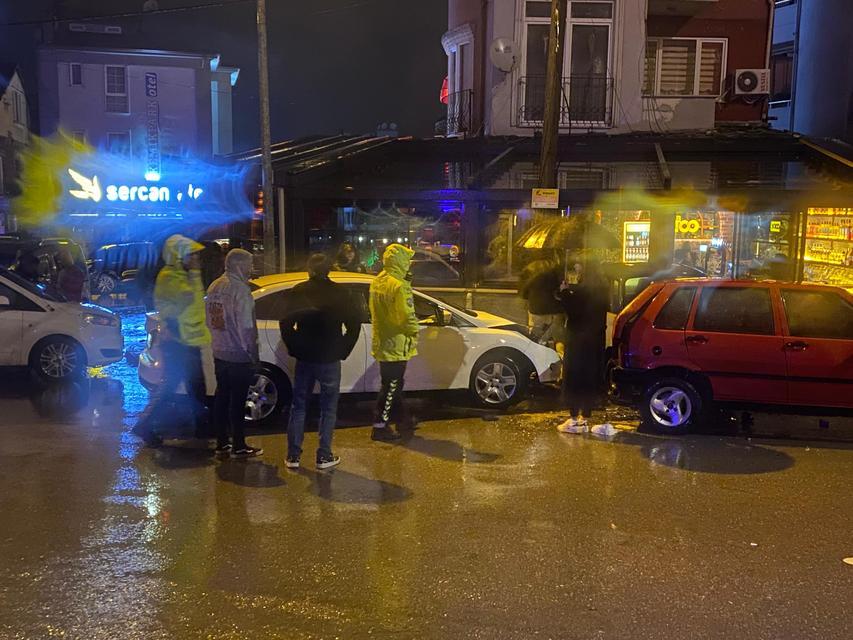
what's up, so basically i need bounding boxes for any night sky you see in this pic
[0,0,449,150]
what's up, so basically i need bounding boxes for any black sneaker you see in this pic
[371,426,402,442]
[285,456,300,469]
[214,444,232,459]
[316,455,340,470]
[231,446,263,459]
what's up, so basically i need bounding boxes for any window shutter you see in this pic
[699,42,724,96]
[644,40,658,94]
[659,40,696,96]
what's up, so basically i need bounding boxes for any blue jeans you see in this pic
[287,360,342,460]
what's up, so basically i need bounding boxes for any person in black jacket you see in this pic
[555,260,609,433]
[280,254,361,469]
[519,258,566,356]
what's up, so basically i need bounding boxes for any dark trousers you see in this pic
[374,361,408,426]
[138,340,206,435]
[214,359,254,450]
[287,360,342,460]
[561,329,604,419]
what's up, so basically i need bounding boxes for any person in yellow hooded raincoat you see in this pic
[368,243,419,442]
[134,234,210,446]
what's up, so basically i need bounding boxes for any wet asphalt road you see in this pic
[1,318,852,638]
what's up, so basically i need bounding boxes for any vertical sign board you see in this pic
[144,72,161,179]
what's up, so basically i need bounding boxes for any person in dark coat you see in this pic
[333,241,366,273]
[55,248,86,302]
[555,260,609,432]
[280,254,362,469]
[519,258,566,355]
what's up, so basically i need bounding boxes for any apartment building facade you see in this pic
[442,0,773,136]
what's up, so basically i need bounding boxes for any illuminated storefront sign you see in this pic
[67,168,204,205]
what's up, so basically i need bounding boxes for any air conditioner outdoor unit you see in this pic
[734,69,771,95]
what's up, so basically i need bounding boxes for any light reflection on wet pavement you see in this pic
[0,312,852,639]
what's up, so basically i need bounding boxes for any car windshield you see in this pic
[0,268,68,303]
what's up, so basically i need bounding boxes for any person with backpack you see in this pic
[280,254,361,469]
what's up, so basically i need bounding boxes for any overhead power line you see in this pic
[0,0,253,28]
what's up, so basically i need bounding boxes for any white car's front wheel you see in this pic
[30,336,87,382]
[469,352,530,409]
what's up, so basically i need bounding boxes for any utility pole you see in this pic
[538,0,568,189]
[256,0,277,274]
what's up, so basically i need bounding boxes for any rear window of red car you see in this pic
[653,286,696,330]
[782,289,853,340]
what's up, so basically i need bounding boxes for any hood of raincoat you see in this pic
[382,244,415,280]
[162,234,204,267]
[224,248,253,282]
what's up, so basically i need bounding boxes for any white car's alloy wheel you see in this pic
[474,361,518,405]
[39,341,80,379]
[245,373,278,422]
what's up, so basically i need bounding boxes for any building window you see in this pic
[105,65,129,113]
[770,45,794,103]
[644,38,728,97]
[71,131,86,145]
[520,0,614,125]
[12,91,26,126]
[107,132,131,156]
[69,63,83,86]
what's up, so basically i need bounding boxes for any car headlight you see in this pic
[84,313,119,327]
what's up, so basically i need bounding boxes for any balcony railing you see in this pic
[446,89,473,137]
[517,75,614,128]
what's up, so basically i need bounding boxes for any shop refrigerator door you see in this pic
[686,285,788,404]
[781,289,853,409]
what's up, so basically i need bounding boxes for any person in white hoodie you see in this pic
[205,249,263,458]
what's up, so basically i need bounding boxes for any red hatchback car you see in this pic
[610,280,853,432]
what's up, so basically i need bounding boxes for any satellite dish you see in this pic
[490,38,518,73]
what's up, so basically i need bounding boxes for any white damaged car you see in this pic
[139,272,562,423]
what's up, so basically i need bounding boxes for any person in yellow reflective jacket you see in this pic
[134,234,210,446]
[369,243,419,442]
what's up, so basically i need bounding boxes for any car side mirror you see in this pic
[440,308,452,326]
[0,295,10,307]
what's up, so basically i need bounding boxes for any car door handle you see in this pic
[686,335,708,345]
[785,341,809,352]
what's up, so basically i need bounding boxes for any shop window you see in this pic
[654,286,696,331]
[782,290,853,340]
[802,207,853,287]
[770,46,794,103]
[309,203,463,285]
[694,287,775,336]
[105,65,129,113]
[645,38,727,97]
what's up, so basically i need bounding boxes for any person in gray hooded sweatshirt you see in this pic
[205,249,264,458]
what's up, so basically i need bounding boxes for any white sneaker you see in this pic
[558,418,587,433]
[591,423,618,438]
